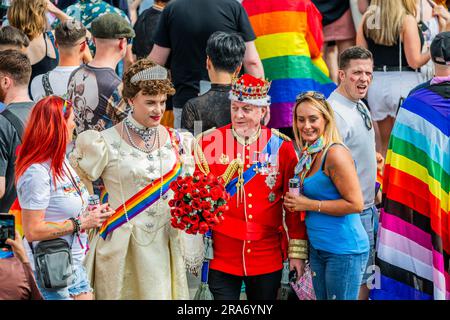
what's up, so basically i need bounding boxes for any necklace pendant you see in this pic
[147,154,154,160]
[268,192,276,203]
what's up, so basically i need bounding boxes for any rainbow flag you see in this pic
[370,85,450,300]
[376,170,383,194]
[99,161,182,239]
[100,188,109,205]
[242,0,336,129]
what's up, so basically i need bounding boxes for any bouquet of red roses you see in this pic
[169,173,230,235]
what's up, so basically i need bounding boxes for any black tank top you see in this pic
[365,26,424,68]
[30,31,59,82]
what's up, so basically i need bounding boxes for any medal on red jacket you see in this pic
[268,192,276,203]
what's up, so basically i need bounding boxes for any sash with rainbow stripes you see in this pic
[99,160,182,239]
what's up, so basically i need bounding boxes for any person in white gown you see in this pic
[69,59,198,299]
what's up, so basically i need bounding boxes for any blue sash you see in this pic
[226,134,284,196]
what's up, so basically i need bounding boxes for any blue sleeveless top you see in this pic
[302,144,369,254]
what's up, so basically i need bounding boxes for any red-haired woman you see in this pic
[15,96,114,300]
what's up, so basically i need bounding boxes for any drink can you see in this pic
[289,178,300,196]
[88,194,100,210]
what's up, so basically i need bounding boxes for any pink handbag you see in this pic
[290,263,316,300]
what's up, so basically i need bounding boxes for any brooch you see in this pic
[265,173,277,190]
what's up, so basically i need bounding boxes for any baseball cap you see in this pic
[91,13,135,39]
[430,31,450,65]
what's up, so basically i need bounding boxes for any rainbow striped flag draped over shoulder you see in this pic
[242,0,336,129]
[371,84,450,300]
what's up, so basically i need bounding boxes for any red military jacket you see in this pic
[195,124,307,276]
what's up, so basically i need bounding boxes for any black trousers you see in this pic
[208,269,282,300]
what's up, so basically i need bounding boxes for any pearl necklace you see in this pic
[117,121,167,247]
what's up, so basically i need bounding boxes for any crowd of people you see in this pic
[0,0,449,301]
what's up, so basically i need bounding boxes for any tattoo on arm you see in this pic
[327,165,341,185]
[46,221,72,237]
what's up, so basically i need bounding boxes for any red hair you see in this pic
[15,96,73,185]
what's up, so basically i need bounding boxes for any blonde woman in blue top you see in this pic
[284,91,369,300]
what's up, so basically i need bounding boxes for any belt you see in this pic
[373,65,419,72]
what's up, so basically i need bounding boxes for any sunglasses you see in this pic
[296,91,326,102]
[356,102,373,130]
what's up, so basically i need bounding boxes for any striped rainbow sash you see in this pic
[99,161,182,239]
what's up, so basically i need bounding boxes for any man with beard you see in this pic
[326,46,377,300]
[0,50,34,212]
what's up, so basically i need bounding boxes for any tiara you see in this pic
[130,65,168,84]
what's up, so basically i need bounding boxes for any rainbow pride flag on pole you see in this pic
[242,0,336,129]
[370,84,450,300]
[99,161,182,240]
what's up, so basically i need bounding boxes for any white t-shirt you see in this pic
[17,159,89,269]
[30,66,79,102]
[327,90,377,209]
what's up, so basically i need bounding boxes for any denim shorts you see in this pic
[360,205,379,285]
[35,263,92,300]
[309,245,369,300]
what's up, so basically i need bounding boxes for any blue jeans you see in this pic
[35,263,92,300]
[309,245,369,300]
[360,205,379,285]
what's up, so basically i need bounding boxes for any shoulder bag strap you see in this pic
[1,109,25,141]
[42,72,54,97]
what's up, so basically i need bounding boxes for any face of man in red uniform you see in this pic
[230,100,268,137]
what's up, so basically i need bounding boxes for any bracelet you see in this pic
[317,200,322,212]
[69,217,81,235]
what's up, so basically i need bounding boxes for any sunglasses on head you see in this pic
[296,91,326,103]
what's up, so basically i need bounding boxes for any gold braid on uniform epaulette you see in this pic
[271,128,291,141]
[221,158,244,186]
[193,129,216,175]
